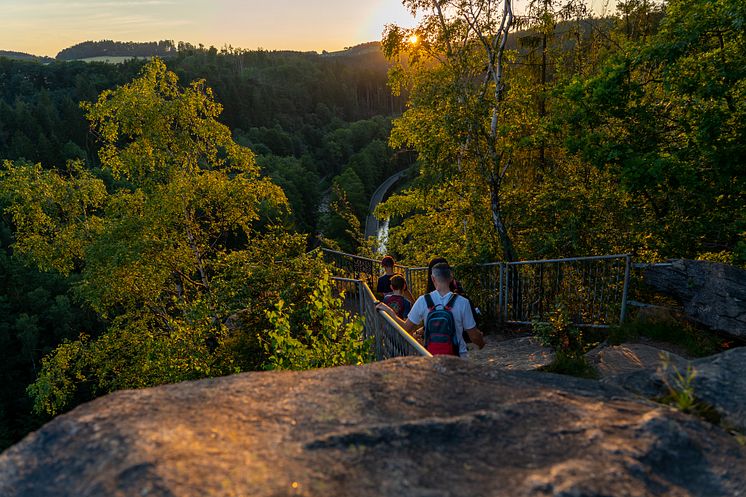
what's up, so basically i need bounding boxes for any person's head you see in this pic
[426,257,448,292]
[381,255,395,273]
[431,262,453,289]
[389,274,406,293]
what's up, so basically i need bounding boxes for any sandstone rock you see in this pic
[1,357,744,497]
[605,347,746,433]
[586,343,688,379]
[643,260,746,339]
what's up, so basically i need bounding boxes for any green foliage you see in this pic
[0,240,101,447]
[561,0,746,260]
[504,157,639,258]
[533,304,590,356]
[658,353,697,412]
[535,304,598,378]
[264,271,371,370]
[0,60,315,416]
[0,160,107,274]
[0,46,404,444]
[320,184,375,255]
[656,352,720,425]
[380,0,745,267]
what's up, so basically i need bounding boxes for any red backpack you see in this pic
[384,294,408,319]
[423,293,460,356]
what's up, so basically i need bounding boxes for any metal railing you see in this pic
[332,277,431,360]
[322,248,408,292]
[500,255,631,327]
[324,249,632,328]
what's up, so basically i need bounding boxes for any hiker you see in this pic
[425,256,481,336]
[376,255,415,302]
[375,255,396,298]
[383,274,412,319]
[377,263,485,356]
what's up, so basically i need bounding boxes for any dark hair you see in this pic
[390,274,406,291]
[426,257,448,292]
[381,255,395,268]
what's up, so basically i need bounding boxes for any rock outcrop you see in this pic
[1,357,744,497]
[586,343,688,378]
[606,347,746,433]
[642,259,746,339]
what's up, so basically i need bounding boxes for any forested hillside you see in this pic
[0,44,405,447]
[0,51,53,63]
[56,40,178,60]
[0,0,743,452]
[0,43,407,237]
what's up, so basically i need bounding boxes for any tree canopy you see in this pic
[0,60,365,419]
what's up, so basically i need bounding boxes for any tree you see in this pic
[562,0,745,262]
[382,0,519,261]
[0,59,295,414]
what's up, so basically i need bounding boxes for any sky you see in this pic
[1,0,422,57]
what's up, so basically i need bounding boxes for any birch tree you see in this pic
[382,0,519,261]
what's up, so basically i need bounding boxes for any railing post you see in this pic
[357,280,364,321]
[620,254,631,324]
[498,263,504,324]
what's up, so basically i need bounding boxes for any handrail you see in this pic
[332,276,431,359]
[505,254,632,265]
[321,248,406,269]
[358,278,432,357]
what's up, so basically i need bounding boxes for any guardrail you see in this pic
[501,255,631,327]
[322,248,409,292]
[332,277,431,360]
[324,249,631,328]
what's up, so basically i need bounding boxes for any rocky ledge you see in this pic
[1,356,744,497]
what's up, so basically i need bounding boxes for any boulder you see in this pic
[1,357,744,497]
[586,343,688,379]
[605,347,746,433]
[643,260,746,339]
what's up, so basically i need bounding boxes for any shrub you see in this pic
[534,304,598,378]
[264,271,372,370]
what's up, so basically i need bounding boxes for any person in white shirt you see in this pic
[376,263,485,356]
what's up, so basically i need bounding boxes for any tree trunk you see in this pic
[489,175,517,262]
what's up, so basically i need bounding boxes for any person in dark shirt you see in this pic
[376,255,396,297]
[376,255,415,302]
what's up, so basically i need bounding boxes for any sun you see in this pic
[407,33,419,45]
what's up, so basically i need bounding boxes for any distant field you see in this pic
[75,56,148,63]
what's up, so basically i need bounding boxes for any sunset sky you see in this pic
[1,0,421,57]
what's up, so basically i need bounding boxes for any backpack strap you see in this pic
[445,293,459,310]
[424,293,435,310]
